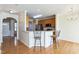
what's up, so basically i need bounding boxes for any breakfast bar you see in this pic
[28,31,53,48]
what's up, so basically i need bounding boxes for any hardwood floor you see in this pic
[1,37,17,54]
[1,37,79,54]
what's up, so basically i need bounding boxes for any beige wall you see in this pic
[56,9,79,43]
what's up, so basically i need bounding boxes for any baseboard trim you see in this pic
[19,39,29,48]
[60,39,79,44]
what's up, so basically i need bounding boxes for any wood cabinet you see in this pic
[26,16,29,30]
[38,18,55,27]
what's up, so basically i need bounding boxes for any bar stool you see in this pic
[51,30,60,48]
[33,31,41,49]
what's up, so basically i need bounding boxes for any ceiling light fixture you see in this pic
[9,10,16,13]
[9,10,14,13]
[33,14,42,18]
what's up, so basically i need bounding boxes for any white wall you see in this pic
[18,10,29,46]
[18,11,26,32]
[0,12,18,44]
[19,31,29,47]
[56,8,79,43]
[10,20,15,36]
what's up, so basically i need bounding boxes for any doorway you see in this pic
[2,17,18,45]
[2,17,18,53]
[2,17,17,37]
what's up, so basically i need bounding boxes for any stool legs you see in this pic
[53,39,59,48]
[34,39,36,49]
[40,39,41,50]
[34,39,41,50]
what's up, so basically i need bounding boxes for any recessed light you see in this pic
[9,10,13,13]
[33,14,42,18]
[9,10,16,13]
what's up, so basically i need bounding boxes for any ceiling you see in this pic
[0,4,79,18]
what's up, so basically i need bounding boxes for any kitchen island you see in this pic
[28,31,53,48]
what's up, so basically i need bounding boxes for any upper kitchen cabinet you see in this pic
[38,16,56,30]
[38,18,55,26]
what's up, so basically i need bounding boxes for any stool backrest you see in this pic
[33,31,41,38]
[56,30,60,37]
[54,30,60,37]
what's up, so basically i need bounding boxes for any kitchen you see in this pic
[26,15,56,48]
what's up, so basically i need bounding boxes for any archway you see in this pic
[2,17,18,45]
